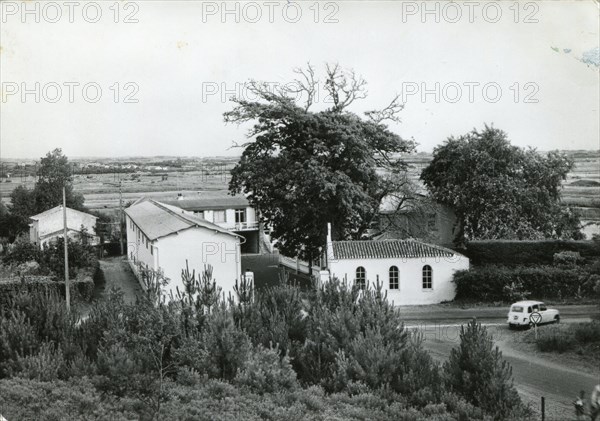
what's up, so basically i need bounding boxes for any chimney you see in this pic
[177,193,183,201]
[327,222,332,243]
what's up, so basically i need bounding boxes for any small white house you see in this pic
[324,225,469,305]
[29,205,99,248]
[125,199,243,301]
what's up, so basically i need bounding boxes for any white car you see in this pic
[507,300,560,329]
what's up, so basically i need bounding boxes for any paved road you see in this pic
[397,304,598,322]
[406,314,599,421]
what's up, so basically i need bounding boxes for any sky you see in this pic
[1,0,599,159]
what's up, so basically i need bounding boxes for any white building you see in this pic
[165,194,265,254]
[324,225,469,305]
[29,205,99,248]
[125,199,243,300]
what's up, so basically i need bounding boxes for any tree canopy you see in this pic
[226,64,416,262]
[7,149,85,237]
[420,125,581,242]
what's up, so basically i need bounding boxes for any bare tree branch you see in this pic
[284,62,318,111]
[365,94,404,124]
[324,63,368,112]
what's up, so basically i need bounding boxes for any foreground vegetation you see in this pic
[0,269,530,420]
[525,321,600,361]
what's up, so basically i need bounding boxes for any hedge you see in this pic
[453,264,598,302]
[461,240,600,266]
[0,276,94,309]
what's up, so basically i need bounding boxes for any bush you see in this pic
[553,251,583,266]
[201,308,251,381]
[3,237,42,267]
[0,264,531,421]
[235,345,298,394]
[15,342,66,381]
[572,321,600,345]
[443,319,527,420]
[463,240,599,265]
[453,264,596,301]
[535,327,574,353]
[4,236,98,278]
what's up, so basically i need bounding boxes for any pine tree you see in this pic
[443,319,527,420]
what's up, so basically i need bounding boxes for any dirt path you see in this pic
[96,256,142,304]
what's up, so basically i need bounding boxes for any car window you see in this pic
[511,306,523,312]
[527,306,532,313]
[540,305,547,311]
[532,305,539,312]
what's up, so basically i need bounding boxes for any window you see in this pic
[235,209,246,223]
[389,266,399,290]
[540,304,547,311]
[511,306,524,313]
[422,265,432,289]
[355,267,366,290]
[213,210,226,223]
[194,210,205,219]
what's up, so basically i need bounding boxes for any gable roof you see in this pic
[125,199,240,241]
[330,239,459,260]
[30,205,97,221]
[163,195,249,211]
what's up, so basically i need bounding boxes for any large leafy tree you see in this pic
[35,148,84,212]
[7,149,85,237]
[421,125,581,242]
[226,64,416,263]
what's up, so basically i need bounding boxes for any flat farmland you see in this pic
[1,152,598,214]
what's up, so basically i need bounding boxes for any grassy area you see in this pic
[521,321,600,362]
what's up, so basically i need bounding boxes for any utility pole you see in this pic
[63,186,71,312]
[119,178,124,255]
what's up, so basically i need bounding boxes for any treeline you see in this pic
[0,268,530,420]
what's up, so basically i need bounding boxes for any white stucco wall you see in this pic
[30,207,97,247]
[126,215,156,270]
[126,216,241,302]
[157,229,241,301]
[328,255,469,305]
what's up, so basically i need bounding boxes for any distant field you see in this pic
[1,152,598,212]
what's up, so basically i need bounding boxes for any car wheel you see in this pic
[554,315,560,324]
[508,324,515,330]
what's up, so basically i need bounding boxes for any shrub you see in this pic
[553,251,583,266]
[15,342,66,381]
[463,240,599,265]
[443,319,527,420]
[235,345,298,394]
[535,327,574,353]
[0,310,40,377]
[3,237,43,268]
[572,321,600,345]
[201,308,251,380]
[453,264,596,301]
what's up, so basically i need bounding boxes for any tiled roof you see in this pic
[331,239,457,260]
[30,205,97,221]
[163,195,249,211]
[125,200,239,241]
